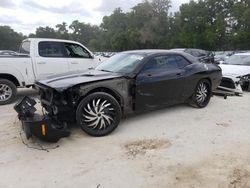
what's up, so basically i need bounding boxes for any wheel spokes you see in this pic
[0,84,12,101]
[82,98,115,130]
[196,82,208,104]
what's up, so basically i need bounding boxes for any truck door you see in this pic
[35,41,69,79]
[64,42,98,71]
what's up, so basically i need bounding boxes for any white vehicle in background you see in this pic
[0,38,102,105]
[218,53,250,95]
[214,51,234,64]
[0,50,18,56]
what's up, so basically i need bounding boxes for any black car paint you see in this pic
[171,48,215,64]
[135,55,220,111]
[35,50,222,124]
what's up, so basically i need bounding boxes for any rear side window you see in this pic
[142,55,179,72]
[38,42,66,57]
[19,41,30,54]
[142,55,190,72]
[175,55,190,68]
[186,49,207,57]
[64,43,91,58]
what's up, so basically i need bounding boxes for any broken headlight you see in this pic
[238,75,250,85]
[242,75,250,81]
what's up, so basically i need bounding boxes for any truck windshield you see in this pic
[96,53,145,74]
[19,41,30,55]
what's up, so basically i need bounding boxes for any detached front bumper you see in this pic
[14,97,70,142]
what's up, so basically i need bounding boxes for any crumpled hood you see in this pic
[36,69,123,91]
[219,64,250,77]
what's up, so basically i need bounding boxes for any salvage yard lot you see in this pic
[1,89,250,188]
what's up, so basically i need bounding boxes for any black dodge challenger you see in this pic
[35,50,222,137]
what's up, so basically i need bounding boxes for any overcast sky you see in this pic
[0,0,190,35]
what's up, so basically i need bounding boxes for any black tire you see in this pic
[0,79,17,105]
[189,79,212,108]
[76,92,122,137]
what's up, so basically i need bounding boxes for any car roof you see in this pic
[122,49,188,55]
[121,49,200,63]
[24,38,84,45]
[170,48,186,51]
[234,52,250,56]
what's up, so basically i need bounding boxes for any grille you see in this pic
[220,78,235,89]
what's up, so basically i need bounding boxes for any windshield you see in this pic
[223,55,250,66]
[96,53,145,74]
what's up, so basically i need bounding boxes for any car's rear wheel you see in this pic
[189,79,211,108]
[0,79,17,105]
[76,92,121,137]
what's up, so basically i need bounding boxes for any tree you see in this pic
[230,0,250,49]
[69,20,102,50]
[100,0,172,50]
[31,26,58,38]
[0,26,25,50]
[56,22,69,39]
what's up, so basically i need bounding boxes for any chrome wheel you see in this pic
[0,84,12,102]
[196,82,208,104]
[77,92,122,136]
[82,98,115,130]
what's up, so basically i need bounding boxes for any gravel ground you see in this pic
[0,89,250,188]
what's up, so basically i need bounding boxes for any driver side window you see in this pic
[142,55,179,72]
[64,43,91,58]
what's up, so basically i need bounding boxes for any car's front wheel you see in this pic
[189,79,212,108]
[76,92,122,137]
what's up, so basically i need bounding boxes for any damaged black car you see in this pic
[16,50,222,140]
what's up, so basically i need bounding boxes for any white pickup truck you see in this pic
[0,38,101,105]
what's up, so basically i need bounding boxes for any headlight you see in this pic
[243,75,250,80]
[237,75,250,85]
[239,75,250,81]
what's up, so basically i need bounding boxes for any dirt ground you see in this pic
[1,89,250,188]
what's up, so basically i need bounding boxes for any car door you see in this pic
[35,41,69,79]
[64,42,97,71]
[174,55,195,101]
[135,54,187,111]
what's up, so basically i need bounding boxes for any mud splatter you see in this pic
[228,168,250,188]
[124,139,171,158]
[216,122,230,128]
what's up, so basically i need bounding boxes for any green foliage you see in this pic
[0,26,25,50]
[0,0,249,51]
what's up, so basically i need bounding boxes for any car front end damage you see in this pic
[14,75,131,142]
[37,83,77,125]
[14,96,70,142]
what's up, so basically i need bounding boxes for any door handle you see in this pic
[37,62,46,64]
[176,72,183,76]
[71,62,79,64]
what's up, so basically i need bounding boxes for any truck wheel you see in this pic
[76,92,122,137]
[0,79,17,105]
